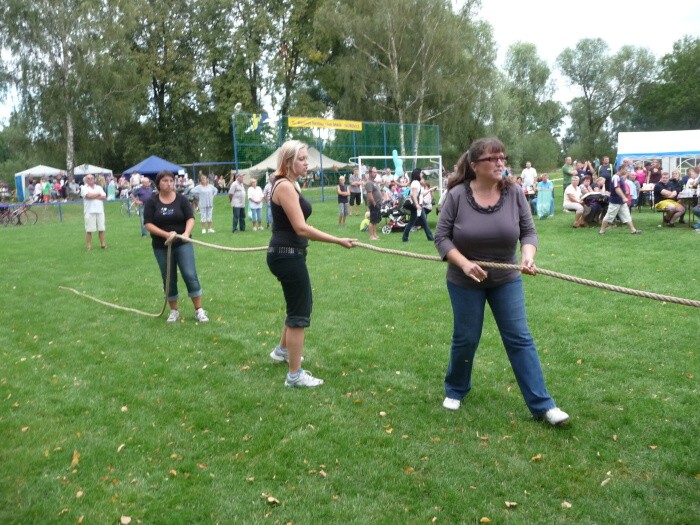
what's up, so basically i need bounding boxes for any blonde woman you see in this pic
[267,141,356,387]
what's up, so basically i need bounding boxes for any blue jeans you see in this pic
[265,203,272,226]
[250,207,262,222]
[138,204,147,236]
[232,207,246,231]
[153,242,203,302]
[444,278,556,416]
[402,208,434,241]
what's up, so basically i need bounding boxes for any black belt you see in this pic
[267,246,307,256]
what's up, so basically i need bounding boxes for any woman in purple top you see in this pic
[434,137,569,426]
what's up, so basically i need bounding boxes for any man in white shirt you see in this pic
[80,174,107,250]
[521,161,537,190]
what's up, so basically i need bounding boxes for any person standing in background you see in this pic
[80,174,107,251]
[247,178,264,231]
[131,176,154,237]
[191,174,218,234]
[228,173,246,232]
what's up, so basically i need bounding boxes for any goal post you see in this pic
[350,155,444,200]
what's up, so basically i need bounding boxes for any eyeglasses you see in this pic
[474,155,508,164]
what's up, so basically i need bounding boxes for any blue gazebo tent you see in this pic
[122,155,186,177]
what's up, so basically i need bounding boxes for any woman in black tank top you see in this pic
[266,140,357,388]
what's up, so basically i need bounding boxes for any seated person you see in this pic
[654,172,685,226]
[563,175,586,227]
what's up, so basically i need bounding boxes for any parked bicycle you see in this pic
[0,202,38,226]
[120,199,139,217]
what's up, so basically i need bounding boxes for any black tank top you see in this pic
[270,179,312,248]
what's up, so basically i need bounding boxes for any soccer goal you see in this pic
[350,154,444,194]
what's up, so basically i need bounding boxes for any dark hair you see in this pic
[155,170,175,189]
[410,168,422,182]
[448,137,507,191]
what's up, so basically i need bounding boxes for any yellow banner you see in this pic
[288,117,362,131]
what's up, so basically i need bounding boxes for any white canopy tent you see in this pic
[73,163,113,176]
[239,147,349,177]
[14,165,65,201]
[616,130,700,172]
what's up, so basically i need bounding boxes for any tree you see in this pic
[631,36,700,130]
[315,0,498,158]
[504,42,564,136]
[0,0,143,172]
[556,38,656,159]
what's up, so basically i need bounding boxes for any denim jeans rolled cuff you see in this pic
[444,277,556,416]
[153,243,203,302]
[286,315,311,328]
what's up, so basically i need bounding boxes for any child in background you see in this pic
[359,211,370,232]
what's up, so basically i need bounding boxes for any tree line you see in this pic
[0,0,697,179]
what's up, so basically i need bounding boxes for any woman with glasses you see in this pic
[434,137,569,426]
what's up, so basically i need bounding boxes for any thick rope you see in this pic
[352,242,700,308]
[60,235,700,313]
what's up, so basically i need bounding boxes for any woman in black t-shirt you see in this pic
[143,170,209,324]
[267,141,356,388]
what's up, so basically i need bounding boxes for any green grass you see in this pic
[1,192,698,524]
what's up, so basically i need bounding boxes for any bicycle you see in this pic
[0,206,18,226]
[16,203,38,225]
[121,199,139,217]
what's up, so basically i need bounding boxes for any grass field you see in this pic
[1,190,698,524]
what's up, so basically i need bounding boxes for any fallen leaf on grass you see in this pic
[117,444,125,453]
[404,466,414,474]
[240,365,250,371]
[197,463,208,470]
[318,470,327,478]
[505,501,517,508]
[169,470,177,477]
[76,490,84,498]
[601,478,611,486]
[120,517,131,525]
[121,406,128,412]
[21,427,29,433]
[530,453,542,462]
[479,518,491,523]
[561,501,572,509]
[649,445,658,450]
[70,450,80,468]
[261,493,280,505]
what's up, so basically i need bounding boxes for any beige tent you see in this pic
[239,147,348,176]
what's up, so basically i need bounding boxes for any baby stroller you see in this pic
[380,197,417,234]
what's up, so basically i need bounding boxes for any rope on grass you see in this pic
[60,235,700,313]
[352,242,700,309]
[59,236,270,317]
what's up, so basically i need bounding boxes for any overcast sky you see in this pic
[477,0,700,102]
[1,2,699,125]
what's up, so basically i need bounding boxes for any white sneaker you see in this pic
[285,369,323,388]
[194,308,209,323]
[202,228,207,234]
[207,228,216,233]
[166,310,180,323]
[269,347,303,363]
[442,397,461,410]
[544,407,570,426]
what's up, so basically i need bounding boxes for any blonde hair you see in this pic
[275,140,308,179]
